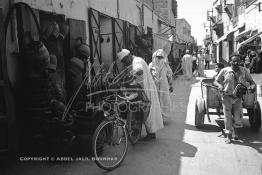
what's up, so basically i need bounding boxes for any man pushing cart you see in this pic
[195,53,261,144]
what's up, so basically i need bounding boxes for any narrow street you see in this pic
[2,72,262,175]
[2,1,262,175]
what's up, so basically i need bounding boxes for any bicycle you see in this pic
[92,90,148,170]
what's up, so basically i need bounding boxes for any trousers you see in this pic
[221,95,243,134]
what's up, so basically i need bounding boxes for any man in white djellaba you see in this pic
[117,49,164,141]
[182,49,193,80]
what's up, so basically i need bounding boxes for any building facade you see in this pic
[175,18,194,43]
[144,0,196,58]
[211,0,262,63]
[0,0,194,154]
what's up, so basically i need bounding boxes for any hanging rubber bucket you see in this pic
[24,41,50,77]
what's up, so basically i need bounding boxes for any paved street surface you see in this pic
[1,70,262,175]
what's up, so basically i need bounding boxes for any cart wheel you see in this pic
[247,108,253,124]
[248,101,261,131]
[195,98,205,128]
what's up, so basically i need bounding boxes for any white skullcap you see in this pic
[155,49,165,57]
[117,49,130,61]
[168,34,174,42]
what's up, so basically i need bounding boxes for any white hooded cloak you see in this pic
[132,56,164,133]
[149,49,173,122]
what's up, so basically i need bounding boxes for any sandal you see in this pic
[232,136,239,140]
[233,123,243,128]
[225,134,232,144]
[232,129,239,140]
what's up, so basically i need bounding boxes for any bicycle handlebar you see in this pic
[104,93,136,102]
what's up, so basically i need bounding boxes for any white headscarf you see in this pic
[151,49,168,73]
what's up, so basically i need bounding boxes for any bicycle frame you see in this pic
[101,92,143,133]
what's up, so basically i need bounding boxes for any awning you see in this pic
[215,27,238,43]
[250,29,258,36]
[215,34,227,43]
[227,31,234,41]
[238,22,245,30]
[231,25,240,33]
[235,29,251,41]
[237,31,262,50]
[158,17,175,28]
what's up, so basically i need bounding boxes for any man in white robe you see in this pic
[197,50,205,77]
[117,49,163,140]
[182,50,193,80]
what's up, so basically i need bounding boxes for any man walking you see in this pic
[182,50,193,80]
[204,50,210,69]
[197,50,205,77]
[149,49,173,124]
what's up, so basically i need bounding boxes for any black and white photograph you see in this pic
[0,0,262,174]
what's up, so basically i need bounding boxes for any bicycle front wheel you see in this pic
[92,120,128,170]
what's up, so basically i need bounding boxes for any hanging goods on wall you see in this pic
[4,2,40,39]
[48,54,57,72]
[68,44,91,96]
[24,41,50,77]
[4,2,41,85]
[59,22,69,39]
[4,2,74,144]
[76,44,90,59]
[41,21,65,41]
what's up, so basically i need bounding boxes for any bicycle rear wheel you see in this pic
[92,120,128,170]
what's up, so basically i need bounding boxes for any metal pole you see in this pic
[208,10,213,58]
[117,0,119,18]
[174,18,176,41]
[209,12,212,56]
